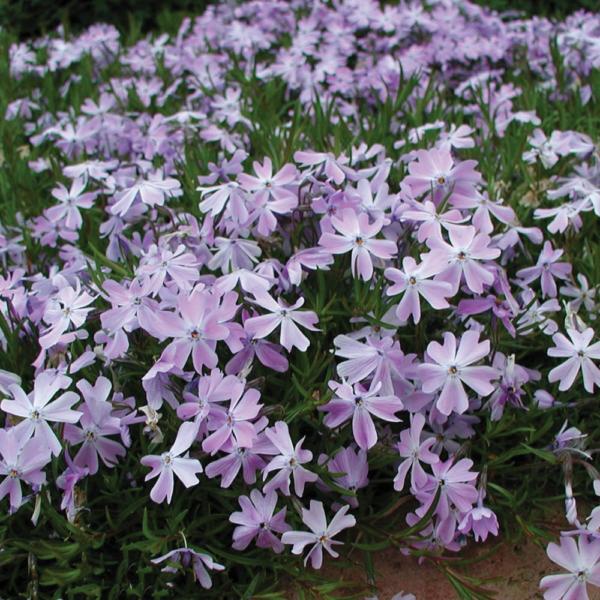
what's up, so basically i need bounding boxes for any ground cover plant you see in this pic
[0,0,600,598]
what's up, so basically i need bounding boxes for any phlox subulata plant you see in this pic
[0,0,600,598]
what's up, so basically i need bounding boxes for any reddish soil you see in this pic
[286,538,600,599]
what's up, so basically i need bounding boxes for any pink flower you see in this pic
[281,501,356,569]
[245,289,319,352]
[320,380,403,450]
[384,256,453,323]
[319,208,396,281]
[548,328,600,393]
[151,547,224,589]
[419,331,498,416]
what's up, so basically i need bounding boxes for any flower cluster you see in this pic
[1,0,600,597]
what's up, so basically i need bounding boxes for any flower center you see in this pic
[85,430,96,441]
[355,236,364,246]
[9,468,19,478]
[457,251,467,261]
[436,175,447,185]
[288,457,297,468]
[448,366,458,375]
[408,276,417,285]
[162,452,173,466]
[30,409,41,421]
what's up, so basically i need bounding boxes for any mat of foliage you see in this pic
[1,1,600,599]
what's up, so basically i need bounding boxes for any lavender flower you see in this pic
[281,501,356,569]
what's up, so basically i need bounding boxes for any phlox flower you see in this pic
[141,421,203,504]
[229,489,290,553]
[324,446,369,507]
[238,157,298,236]
[404,148,481,205]
[419,331,498,416]
[516,241,572,298]
[281,501,356,569]
[393,413,439,492]
[262,421,317,497]
[145,288,234,374]
[151,547,224,590]
[138,243,199,294]
[63,376,125,474]
[540,535,600,600]
[46,177,96,229]
[245,289,319,352]
[548,328,600,393]
[39,283,95,348]
[2,372,81,456]
[426,225,500,295]
[384,256,453,324]
[319,208,396,281]
[0,430,51,512]
[417,458,479,520]
[110,171,182,216]
[202,382,262,454]
[320,380,403,450]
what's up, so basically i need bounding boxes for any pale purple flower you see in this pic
[384,257,453,323]
[202,383,261,454]
[517,241,572,298]
[56,451,89,522]
[46,177,96,229]
[419,331,498,416]
[404,148,481,205]
[393,413,439,492]
[325,446,369,507]
[2,372,81,456]
[281,501,356,569]
[141,421,203,504]
[152,547,224,589]
[146,288,233,374]
[0,430,51,512]
[262,421,317,497]
[402,200,467,243]
[39,283,95,348]
[333,334,406,394]
[548,328,600,393]
[239,157,298,236]
[138,243,199,294]
[560,275,597,314]
[111,171,182,216]
[229,489,290,553]
[319,208,396,281]
[294,150,348,185]
[540,535,600,600]
[417,458,479,520]
[245,289,319,352]
[458,499,499,542]
[320,380,403,450]
[426,225,500,295]
[62,376,125,474]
